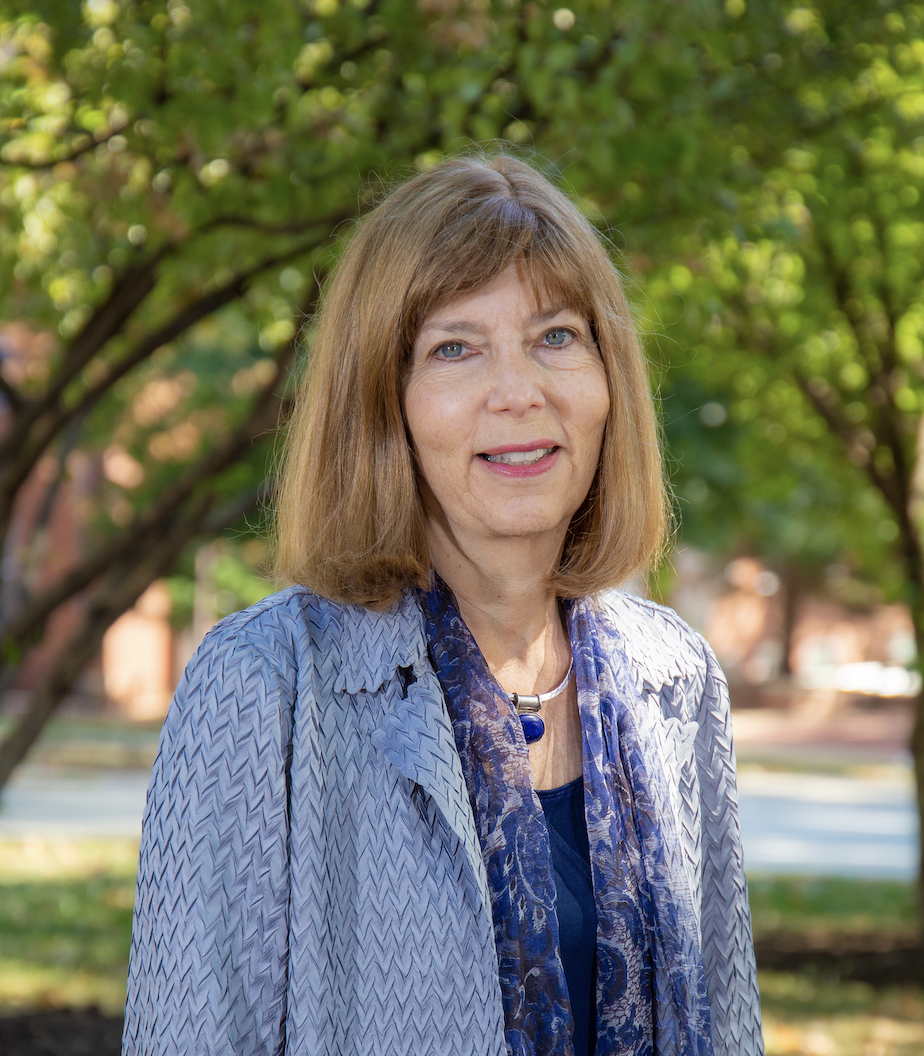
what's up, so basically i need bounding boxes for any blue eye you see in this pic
[434,341,466,359]
[543,328,572,346]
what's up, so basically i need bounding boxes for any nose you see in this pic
[485,346,546,416]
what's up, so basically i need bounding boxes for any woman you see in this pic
[123,155,763,1056]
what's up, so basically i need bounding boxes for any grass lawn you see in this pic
[748,874,919,938]
[0,839,138,1015]
[749,875,922,1056]
[0,838,921,1054]
[758,971,923,1056]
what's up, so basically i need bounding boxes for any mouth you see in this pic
[478,447,557,466]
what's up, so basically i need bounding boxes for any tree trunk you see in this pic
[778,563,803,679]
[912,689,924,913]
[908,685,924,982]
[906,594,924,979]
[0,489,226,790]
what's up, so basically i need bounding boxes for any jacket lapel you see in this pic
[371,672,491,916]
[328,592,491,917]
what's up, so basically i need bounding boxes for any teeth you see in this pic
[484,448,552,465]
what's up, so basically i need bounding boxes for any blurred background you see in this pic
[0,0,922,1053]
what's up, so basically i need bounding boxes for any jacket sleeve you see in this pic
[694,642,765,1056]
[122,621,295,1056]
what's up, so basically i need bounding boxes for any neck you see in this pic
[428,523,571,695]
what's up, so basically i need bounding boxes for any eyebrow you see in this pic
[419,305,572,337]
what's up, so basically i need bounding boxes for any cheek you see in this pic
[578,373,611,447]
[570,383,610,488]
[403,377,476,458]
[402,378,435,457]
[402,385,460,496]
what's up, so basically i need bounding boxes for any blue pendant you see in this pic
[519,712,545,744]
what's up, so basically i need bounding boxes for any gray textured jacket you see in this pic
[123,586,764,1056]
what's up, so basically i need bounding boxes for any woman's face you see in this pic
[403,266,610,552]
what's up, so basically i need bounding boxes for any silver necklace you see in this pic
[510,659,574,744]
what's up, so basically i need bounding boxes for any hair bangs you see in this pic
[400,199,597,361]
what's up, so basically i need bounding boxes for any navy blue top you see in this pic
[536,776,597,1056]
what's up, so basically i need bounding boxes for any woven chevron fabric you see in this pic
[418,577,713,1056]
[123,585,763,1056]
[123,587,506,1056]
[594,592,765,1056]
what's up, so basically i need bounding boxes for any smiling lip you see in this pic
[480,440,558,457]
[477,441,560,477]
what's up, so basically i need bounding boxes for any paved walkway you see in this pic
[0,754,918,882]
[0,766,149,839]
[737,767,916,880]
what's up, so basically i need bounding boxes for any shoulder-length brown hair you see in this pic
[275,154,667,607]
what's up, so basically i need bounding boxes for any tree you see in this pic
[650,0,924,908]
[14,0,920,909]
[0,0,732,788]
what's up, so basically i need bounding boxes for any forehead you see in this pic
[416,267,581,335]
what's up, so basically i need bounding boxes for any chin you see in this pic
[481,508,574,540]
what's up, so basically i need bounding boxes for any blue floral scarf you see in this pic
[417,576,713,1056]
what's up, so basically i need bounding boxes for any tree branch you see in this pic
[0,128,121,171]
[203,480,272,534]
[0,463,281,793]
[201,211,351,236]
[0,235,322,549]
[793,370,895,496]
[0,493,215,791]
[811,229,917,536]
[0,278,314,659]
[0,247,174,466]
[0,370,24,415]
[794,369,924,588]
[814,234,886,382]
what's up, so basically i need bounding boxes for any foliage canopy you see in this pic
[2,0,924,896]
